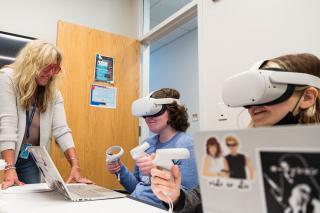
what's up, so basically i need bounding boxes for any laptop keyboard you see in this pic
[67,184,111,198]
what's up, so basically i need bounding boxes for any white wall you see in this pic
[198,0,320,130]
[150,29,199,135]
[0,0,139,43]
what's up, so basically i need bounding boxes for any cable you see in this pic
[164,192,173,213]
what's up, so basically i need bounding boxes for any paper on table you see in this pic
[0,183,52,194]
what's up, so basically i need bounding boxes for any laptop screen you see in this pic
[28,146,72,199]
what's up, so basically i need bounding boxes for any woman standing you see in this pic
[0,40,92,189]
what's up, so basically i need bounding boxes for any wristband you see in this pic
[4,165,16,171]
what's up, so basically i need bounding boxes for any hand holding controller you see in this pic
[130,142,153,175]
[106,146,124,181]
[151,165,182,207]
[151,148,190,213]
[130,142,150,160]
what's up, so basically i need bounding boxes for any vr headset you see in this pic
[222,60,320,108]
[131,91,181,118]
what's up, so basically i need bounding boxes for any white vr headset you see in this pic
[131,91,181,117]
[222,60,320,108]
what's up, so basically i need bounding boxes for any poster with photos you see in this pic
[201,135,255,191]
[259,150,320,213]
[94,54,114,83]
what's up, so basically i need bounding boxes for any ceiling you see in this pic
[149,0,197,53]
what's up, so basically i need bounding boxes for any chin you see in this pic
[150,129,160,134]
[253,121,273,127]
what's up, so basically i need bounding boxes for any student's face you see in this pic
[248,91,301,127]
[208,145,218,156]
[36,61,61,86]
[145,111,169,134]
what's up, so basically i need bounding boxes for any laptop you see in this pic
[194,125,320,213]
[28,146,126,202]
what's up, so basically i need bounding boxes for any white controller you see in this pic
[130,142,150,160]
[106,146,124,181]
[106,146,124,163]
[152,148,190,170]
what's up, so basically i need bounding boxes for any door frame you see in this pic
[138,0,198,142]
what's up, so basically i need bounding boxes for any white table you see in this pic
[0,184,167,213]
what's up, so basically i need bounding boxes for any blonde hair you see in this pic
[11,40,62,112]
[262,53,320,124]
[225,136,238,144]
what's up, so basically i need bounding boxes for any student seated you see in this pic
[106,88,199,207]
[150,53,320,212]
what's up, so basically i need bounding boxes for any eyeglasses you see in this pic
[226,143,238,147]
[42,64,61,75]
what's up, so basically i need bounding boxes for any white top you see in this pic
[208,156,225,173]
[0,68,75,162]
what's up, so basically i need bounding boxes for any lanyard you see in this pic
[26,105,36,139]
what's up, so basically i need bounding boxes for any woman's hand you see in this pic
[136,153,156,176]
[1,169,24,189]
[106,160,122,174]
[66,166,94,184]
[151,165,181,204]
[64,148,93,184]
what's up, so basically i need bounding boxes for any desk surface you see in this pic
[0,184,167,213]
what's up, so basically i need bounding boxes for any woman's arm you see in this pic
[202,155,214,176]
[52,91,92,183]
[221,158,230,177]
[1,149,24,189]
[64,147,93,184]
[52,91,75,151]
[245,156,255,180]
[0,71,18,154]
[118,164,140,193]
[176,186,202,213]
[0,70,23,189]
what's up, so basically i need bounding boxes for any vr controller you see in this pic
[106,146,124,163]
[106,146,124,181]
[153,148,190,170]
[152,148,190,213]
[130,142,150,160]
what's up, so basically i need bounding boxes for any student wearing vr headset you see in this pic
[0,40,93,189]
[106,88,198,207]
[150,53,320,213]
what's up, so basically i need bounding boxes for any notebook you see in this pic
[28,146,126,202]
[194,125,320,213]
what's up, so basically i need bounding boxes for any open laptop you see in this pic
[194,125,320,213]
[28,146,126,202]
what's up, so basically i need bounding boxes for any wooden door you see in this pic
[51,21,140,190]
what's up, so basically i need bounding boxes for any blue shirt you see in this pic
[118,132,199,207]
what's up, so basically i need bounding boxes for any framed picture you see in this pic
[94,54,114,83]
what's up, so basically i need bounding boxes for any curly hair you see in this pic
[262,53,320,124]
[151,88,190,132]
